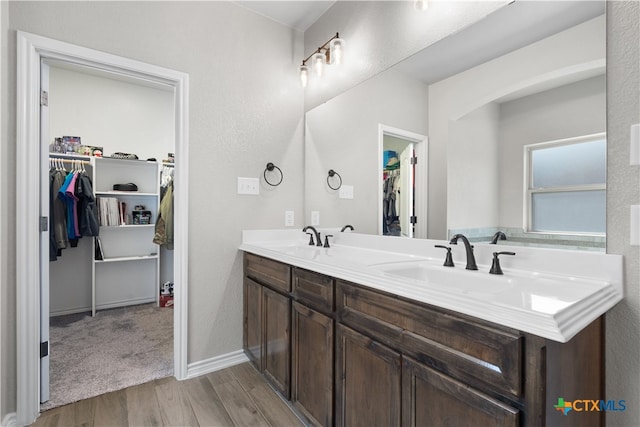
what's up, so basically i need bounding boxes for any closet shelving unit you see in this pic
[91,156,160,316]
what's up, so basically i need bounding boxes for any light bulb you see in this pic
[330,38,345,65]
[299,64,309,88]
[415,0,428,11]
[312,51,326,77]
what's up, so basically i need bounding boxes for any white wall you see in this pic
[498,75,606,229]
[304,1,508,111]
[49,66,174,161]
[429,15,605,237]
[3,1,304,417]
[305,67,428,235]
[606,2,640,425]
[448,102,500,230]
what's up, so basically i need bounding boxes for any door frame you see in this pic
[16,31,190,425]
[378,124,428,238]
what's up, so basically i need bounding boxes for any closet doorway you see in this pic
[378,124,428,238]
[43,59,176,409]
[16,32,189,425]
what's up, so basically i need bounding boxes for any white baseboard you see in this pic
[1,412,17,427]
[186,349,249,379]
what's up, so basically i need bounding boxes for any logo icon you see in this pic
[554,398,573,416]
[553,397,626,415]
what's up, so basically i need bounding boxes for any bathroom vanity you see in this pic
[240,230,623,427]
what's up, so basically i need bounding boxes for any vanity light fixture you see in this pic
[299,32,345,87]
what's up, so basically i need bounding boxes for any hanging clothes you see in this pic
[383,172,398,225]
[51,168,70,254]
[154,165,174,249]
[49,158,99,261]
[76,172,100,237]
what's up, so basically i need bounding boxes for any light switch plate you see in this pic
[631,205,640,246]
[237,177,259,195]
[285,211,294,227]
[311,211,320,226]
[339,185,354,199]
[631,124,640,165]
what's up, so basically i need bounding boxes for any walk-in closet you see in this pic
[382,134,415,238]
[43,60,176,409]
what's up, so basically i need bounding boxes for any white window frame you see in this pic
[523,133,606,236]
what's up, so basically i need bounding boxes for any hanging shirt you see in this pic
[76,173,100,237]
[51,169,70,257]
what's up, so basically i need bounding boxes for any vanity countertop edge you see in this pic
[240,229,623,343]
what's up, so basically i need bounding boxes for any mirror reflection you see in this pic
[304,1,606,251]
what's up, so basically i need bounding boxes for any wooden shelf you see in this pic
[95,254,158,263]
[95,191,158,197]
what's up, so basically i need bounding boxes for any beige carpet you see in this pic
[42,303,173,410]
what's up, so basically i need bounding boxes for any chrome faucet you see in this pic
[449,234,478,270]
[302,226,323,246]
[490,231,507,244]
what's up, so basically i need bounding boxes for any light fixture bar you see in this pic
[299,32,345,86]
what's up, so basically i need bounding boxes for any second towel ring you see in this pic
[264,162,283,186]
[327,169,342,190]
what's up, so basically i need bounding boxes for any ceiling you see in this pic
[234,1,335,32]
[237,1,605,91]
[394,0,606,86]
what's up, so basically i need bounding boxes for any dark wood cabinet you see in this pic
[263,287,291,398]
[292,302,334,427]
[243,253,604,427]
[242,254,292,398]
[243,277,263,370]
[335,324,402,427]
[402,356,519,427]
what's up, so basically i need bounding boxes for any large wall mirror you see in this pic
[304,0,606,251]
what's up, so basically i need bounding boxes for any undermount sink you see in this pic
[259,241,427,266]
[372,260,609,314]
[374,262,515,294]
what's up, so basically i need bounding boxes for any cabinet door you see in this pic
[335,324,401,427]
[292,302,334,427]
[402,356,519,427]
[263,287,291,398]
[243,278,263,370]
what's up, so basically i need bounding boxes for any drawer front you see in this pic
[244,253,291,293]
[292,268,334,313]
[336,280,523,397]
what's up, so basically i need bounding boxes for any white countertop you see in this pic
[240,229,623,343]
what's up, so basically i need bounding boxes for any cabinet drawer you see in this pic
[244,253,291,292]
[292,268,334,313]
[402,356,519,427]
[336,280,523,397]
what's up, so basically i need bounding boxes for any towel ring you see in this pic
[264,162,283,186]
[327,169,342,190]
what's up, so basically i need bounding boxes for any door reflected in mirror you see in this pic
[380,126,427,238]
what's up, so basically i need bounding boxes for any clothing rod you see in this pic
[50,158,91,165]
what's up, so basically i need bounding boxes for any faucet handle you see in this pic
[435,245,454,267]
[324,235,334,248]
[305,232,315,246]
[489,251,516,275]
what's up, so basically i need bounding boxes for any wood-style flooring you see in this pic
[31,363,305,427]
